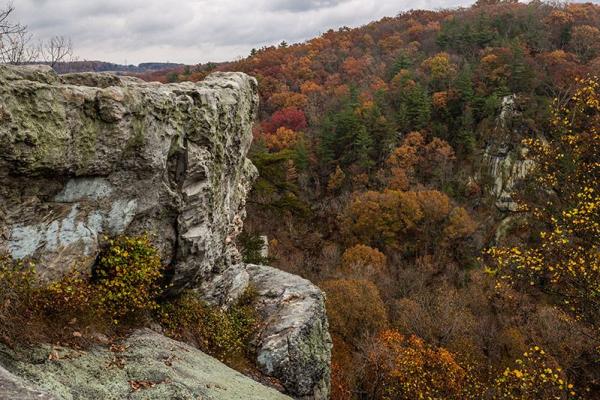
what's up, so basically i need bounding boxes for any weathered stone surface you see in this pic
[247,264,332,400]
[0,64,258,289]
[0,329,291,400]
[0,365,55,400]
[481,94,536,212]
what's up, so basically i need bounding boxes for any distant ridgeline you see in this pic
[40,60,185,74]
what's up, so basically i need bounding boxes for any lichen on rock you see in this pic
[0,329,292,400]
[248,264,332,400]
[0,64,258,288]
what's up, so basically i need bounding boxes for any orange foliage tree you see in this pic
[263,127,301,152]
[342,188,475,253]
[320,279,388,345]
[363,329,479,400]
[342,190,423,249]
[340,244,387,279]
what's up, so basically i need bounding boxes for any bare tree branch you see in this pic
[0,2,35,64]
[0,3,75,66]
[39,35,74,67]
[1,29,38,64]
[0,3,25,34]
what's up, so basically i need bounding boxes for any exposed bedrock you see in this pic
[0,64,258,289]
[0,329,292,400]
[481,94,537,212]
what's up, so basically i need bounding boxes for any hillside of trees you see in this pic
[50,61,185,74]
[140,1,600,398]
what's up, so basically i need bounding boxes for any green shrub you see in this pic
[0,235,165,345]
[160,287,258,363]
[93,235,164,322]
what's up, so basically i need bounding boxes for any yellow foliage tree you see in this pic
[420,52,457,87]
[492,346,576,399]
[487,76,600,326]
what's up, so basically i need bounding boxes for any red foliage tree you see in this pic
[261,107,308,134]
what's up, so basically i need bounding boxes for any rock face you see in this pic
[0,329,291,400]
[0,64,257,289]
[482,95,536,212]
[0,65,331,399]
[248,265,332,400]
[0,365,55,400]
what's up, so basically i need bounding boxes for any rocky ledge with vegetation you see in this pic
[0,64,331,399]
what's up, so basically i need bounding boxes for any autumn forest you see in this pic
[136,1,600,398]
[0,0,598,398]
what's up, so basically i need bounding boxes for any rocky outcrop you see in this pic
[0,64,257,289]
[248,265,332,400]
[0,329,291,400]
[482,95,536,212]
[0,65,331,399]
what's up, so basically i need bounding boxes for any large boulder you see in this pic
[248,265,332,400]
[0,64,257,291]
[0,329,291,400]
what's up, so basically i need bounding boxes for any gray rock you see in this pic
[0,329,291,400]
[259,235,269,259]
[0,64,258,288]
[0,365,55,399]
[247,265,332,400]
[481,94,537,212]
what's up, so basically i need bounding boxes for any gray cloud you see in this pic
[9,0,480,64]
[268,0,353,12]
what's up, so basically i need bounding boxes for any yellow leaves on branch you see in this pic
[493,346,577,399]
[487,76,600,325]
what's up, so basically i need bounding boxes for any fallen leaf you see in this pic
[129,380,158,392]
[48,350,60,361]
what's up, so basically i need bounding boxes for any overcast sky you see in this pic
[5,0,561,65]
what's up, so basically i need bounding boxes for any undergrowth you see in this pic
[159,286,259,366]
[0,235,259,367]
